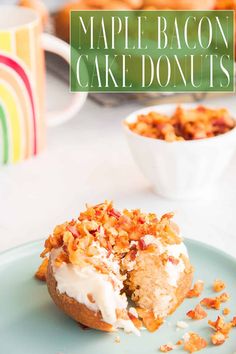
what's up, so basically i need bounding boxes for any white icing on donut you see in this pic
[51,248,140,335]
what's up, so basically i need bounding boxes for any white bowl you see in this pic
[123,103,236,200]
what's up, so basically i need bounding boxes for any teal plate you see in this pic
[0,239,236,354]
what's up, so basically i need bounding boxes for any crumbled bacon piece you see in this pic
[213,279,226,292]
[37,200,182,309]
[218,292,230,303]
[168,256,179,265]
[200,293,229,310]
[187,280,204,298]
[200,297,221,310]
[231,316,236,327]
[67,225,80,238]
[176,340,183,345]
[183,332,208,353]
[187,304,207,320]
[208,316,232,336]
[211,331,226,345]
[35,258,48,281]
[108,208,121,219]
[138,238,147,250]
[160,343,175,352]
[223,308,230,316]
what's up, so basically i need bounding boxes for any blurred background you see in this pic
[0,0,236,257]
[2,0,235,106]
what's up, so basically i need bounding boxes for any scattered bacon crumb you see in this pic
[231,317,236,327]
[183,332,208,353]
[35,258,48,281]
[187,280,204,298]
[200,292,229,310]
[176,340,183,345]
[211,331,226,345]
[213,279,226,292]
[138,238,147,250]
[168,256,179,265]
[160,343,175,352]
[223,308,230,316]
[201,297,221,310]
[208,316,232,336]
[187,304,207,320]
[219,292,230,303]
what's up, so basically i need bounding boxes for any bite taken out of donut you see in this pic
[36,201,194,335]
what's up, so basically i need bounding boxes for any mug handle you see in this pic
[41,33,87,127]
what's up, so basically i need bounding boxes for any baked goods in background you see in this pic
[36,201,193,334]
[127,106,235,141]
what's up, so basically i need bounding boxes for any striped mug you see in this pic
[0,5,87,164]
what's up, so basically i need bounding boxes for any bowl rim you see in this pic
[122,103,236,146]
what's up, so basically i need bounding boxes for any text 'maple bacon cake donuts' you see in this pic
[37,201,193,335]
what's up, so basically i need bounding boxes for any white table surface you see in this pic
[1,72,236,258]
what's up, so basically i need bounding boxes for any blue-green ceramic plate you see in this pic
[0,239,235,354]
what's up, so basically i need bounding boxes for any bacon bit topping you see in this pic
[136,308,163,332]
[39,201,182,273]
[168,256,179,265]
[187,304,207,320]
[187,280,204,298]
[138,238,147,250]
[160,343,175,352]
[223,308,230,316]
[67,225,80,238]
[211,332,226,345]
[183,332,208,353]
[218,292,230,303]
[87,293,95,303]
[108,208,121,219]
[213,279,226,293]
[129,249,137,261]
[35,258,48,281]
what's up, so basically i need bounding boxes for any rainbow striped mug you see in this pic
[0,6,87,164]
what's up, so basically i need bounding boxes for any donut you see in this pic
[38,201,193,334]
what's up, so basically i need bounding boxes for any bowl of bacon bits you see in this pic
[123,104,236,199]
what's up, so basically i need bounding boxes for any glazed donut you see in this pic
[38,201,193,334]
